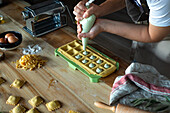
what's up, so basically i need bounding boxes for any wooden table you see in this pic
[0,1,129,112]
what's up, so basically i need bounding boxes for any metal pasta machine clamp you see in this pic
[22,0,73,37]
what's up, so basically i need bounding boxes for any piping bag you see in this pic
[79,0,96,50]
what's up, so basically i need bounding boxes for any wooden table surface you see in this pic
[0,1,129,112]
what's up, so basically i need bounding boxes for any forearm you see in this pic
[101,19,165,43]
[98,0,126,17]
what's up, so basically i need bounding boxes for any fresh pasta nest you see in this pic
[14,54,47,71]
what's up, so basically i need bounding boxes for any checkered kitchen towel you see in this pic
[109,62,170,112]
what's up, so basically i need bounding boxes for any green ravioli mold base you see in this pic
[55,49,101,83]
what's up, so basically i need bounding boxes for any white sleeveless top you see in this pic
[135,0,170,27]
[147,0,170,27]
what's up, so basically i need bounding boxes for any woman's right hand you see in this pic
[73,0,101,22]
[77,19,105,40]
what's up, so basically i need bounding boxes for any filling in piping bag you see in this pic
[79,0,96,50]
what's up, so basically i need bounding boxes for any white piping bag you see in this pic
[79,0,96,50]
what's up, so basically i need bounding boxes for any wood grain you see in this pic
[0,0,129,112]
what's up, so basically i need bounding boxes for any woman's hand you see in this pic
[73,0,106,40]
[77,19,104,40]
[73,0,101,22]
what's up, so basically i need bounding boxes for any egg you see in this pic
[0,38,7,43]
[5,33,15,39]
[7,36,19,43]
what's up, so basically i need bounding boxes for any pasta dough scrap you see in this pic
[10,79,25,89]
[9,104,26,113]
[68,110,80,113]
[14,54,47,71]
[46,100,61,111]
[0,77,5,85]
[26,108,40,113]
[6,95,21,106]
[28,96,43,107]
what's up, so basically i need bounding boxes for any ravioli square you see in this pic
[28,96,43,107]
[10,79,25,89]
[6,95,21,106]
[0,77,5,85]
[68,110,80,113]
[9,104,26,113]
[46,100,61,111]
[26,108,40,113]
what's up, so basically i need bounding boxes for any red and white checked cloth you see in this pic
[109,63,170,111]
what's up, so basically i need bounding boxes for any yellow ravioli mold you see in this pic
[55,40,119,83]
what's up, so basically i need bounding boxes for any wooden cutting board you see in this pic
[0,0,129,112]
[0,2,114,113]
[0,14,113,113]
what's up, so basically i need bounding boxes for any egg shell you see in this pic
[0,38,7,44]
[7,36,19,43]
[5,33,15,39]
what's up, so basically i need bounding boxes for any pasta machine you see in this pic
[22,0,73,37]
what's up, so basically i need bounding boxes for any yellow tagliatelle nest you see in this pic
[15,54,47,71]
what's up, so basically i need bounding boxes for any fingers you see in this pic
[77,33,83,40]
[83,4,99,18]
[77,23,95,40]
[73,0,88,21]
[83,3,94,18]
[77,34,82,40]
[77,33,94,40]
[75,14,83,22]
[77,19,103,40]
[73,0,100,21]
[77,24,83,40]
[77,24,82,34]
[74,0,101,40]
[73,6,85,16]
[77,0,88,10]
